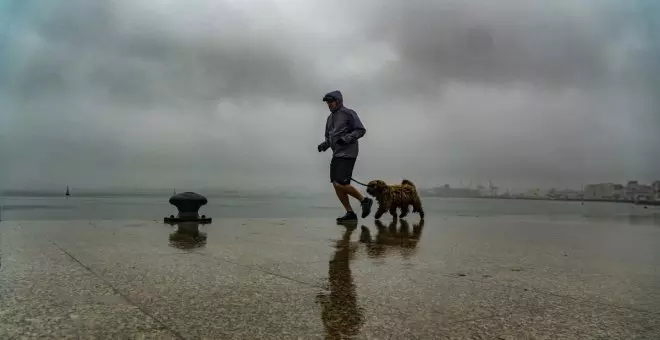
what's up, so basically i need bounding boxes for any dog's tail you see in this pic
[401,179,416,187]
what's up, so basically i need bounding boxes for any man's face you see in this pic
[326,100,338,111]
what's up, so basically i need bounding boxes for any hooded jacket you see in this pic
[319,91,366,159]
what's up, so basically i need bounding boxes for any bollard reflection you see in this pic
[167,222,207,250]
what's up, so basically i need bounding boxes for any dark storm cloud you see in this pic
[2,0,659,192]
[338,0,657,94]
[7,0,317,109]
[326,0,660,188]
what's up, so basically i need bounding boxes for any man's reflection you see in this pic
[316,224,364,339]
[359,219,425,259]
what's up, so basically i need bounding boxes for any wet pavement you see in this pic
[1,216,660,339]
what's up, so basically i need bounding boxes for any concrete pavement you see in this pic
[1,216,660,339]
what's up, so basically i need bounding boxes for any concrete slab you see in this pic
[1,216,660,339]
[440,293,660,339]
[0,226,176,339]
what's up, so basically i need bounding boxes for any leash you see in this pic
[350,177,372,187]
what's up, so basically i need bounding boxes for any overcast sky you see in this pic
[2,0,659,193]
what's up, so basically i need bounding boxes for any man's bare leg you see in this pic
[333,182,354,212]
[340,184,365,202]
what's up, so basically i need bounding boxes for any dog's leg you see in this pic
[389,206,398,220]
[374,205,387,220]
[399,204,410,218]
[412,197,420,213]
[413,197,425,219]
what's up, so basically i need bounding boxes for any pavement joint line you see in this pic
[48,240,186,340]
[439,272,660,316]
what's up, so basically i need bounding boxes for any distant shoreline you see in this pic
[421,195,623,203]
[480,196,631,203]
[422,195,660,206]
[2,190,657,206]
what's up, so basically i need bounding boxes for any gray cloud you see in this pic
[2,0,659,193]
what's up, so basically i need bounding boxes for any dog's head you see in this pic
[366,180,389,198]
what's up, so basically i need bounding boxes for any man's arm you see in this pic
[318,121,330,151]
[340,110,366,144]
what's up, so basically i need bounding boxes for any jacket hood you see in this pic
[322,90,344,111]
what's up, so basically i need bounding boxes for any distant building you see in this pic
[624,181,654,201]
[523,188,548,198]
[551,189,582,200]
[584,183,620,200]
[612,184,625,200]
[635,185,654,201]
[625,181,639,200]
[476,184,492,197]
[422,185,481,198]
[652,181,660,201]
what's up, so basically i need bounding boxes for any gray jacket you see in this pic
[318,91,366,159]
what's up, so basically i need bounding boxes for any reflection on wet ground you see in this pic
[359,219,424,259]
[1,216,660,339]
[624,213,660,226]
[316,224,364,339]
[315,220,427,338]
[167,222,208,250]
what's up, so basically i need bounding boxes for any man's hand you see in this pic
[318,141,329,152]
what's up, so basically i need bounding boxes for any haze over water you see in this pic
[2,193,659,226]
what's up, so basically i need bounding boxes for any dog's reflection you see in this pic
[316,224,365,339]
[359,219,425,259]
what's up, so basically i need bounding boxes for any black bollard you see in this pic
[164,192,212,223]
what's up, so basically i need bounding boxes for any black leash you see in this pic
[350,177,372,187]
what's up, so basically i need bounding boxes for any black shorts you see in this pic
[330,157,356,185]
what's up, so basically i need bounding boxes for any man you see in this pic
[317,90,373,222]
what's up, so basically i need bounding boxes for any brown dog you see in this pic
[365,179,425,220]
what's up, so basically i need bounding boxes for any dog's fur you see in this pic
[365,179,424,220]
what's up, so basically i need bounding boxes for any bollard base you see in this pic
[164,216,212,224]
